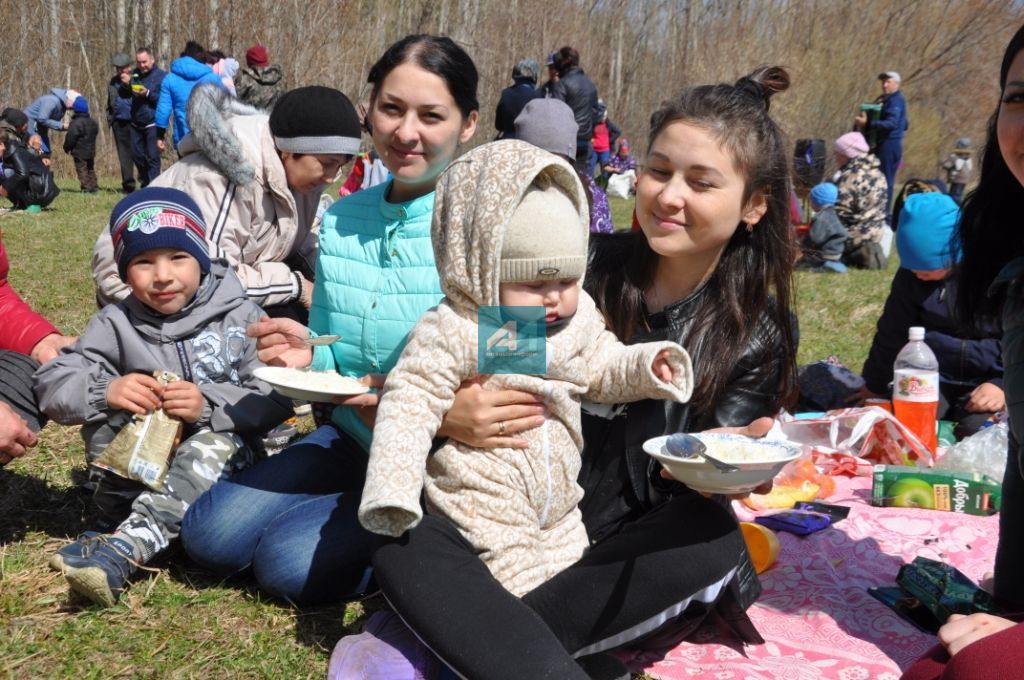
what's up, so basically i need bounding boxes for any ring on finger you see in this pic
[497,421,506,436]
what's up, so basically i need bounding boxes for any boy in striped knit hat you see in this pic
[34,186,291,606]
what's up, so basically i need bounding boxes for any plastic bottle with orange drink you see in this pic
[892,326,939,454]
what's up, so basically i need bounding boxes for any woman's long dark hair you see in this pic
[955,24,1024,327]
[591,66,798,417]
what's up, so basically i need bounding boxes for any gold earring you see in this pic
[745,222,754,233]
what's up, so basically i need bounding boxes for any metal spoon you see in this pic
[664,433,740,473]
[290,334,341,346]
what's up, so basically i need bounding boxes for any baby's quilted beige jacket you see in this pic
[359,141,693,595]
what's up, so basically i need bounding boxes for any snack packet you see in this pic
[93,370,183,491]
[742,455,836,510]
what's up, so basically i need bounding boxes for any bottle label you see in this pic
[893,369,939,402]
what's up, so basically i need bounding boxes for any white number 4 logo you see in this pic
[486,320,517,351]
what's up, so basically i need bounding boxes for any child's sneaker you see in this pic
[62,536,137,607]
[49,531,103,571]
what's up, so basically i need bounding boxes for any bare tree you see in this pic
[0,0,1018,182]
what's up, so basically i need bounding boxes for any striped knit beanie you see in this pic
[110,187,210,281]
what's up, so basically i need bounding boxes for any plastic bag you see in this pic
[779,406,935,466]
[605,170,636,199]
[934,421,1008,484]
[742,453,836,510]
[93,370,183,491]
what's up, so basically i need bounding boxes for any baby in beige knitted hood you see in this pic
[359,140,694,596]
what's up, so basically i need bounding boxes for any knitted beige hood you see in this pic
[431,139,590,312]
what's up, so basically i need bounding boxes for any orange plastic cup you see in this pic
[740,522,780,573]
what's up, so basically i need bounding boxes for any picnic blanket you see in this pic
[630,475,998,680]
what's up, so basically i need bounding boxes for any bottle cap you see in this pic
[908,326,925,341]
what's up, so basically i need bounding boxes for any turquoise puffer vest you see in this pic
[309,181,443,450]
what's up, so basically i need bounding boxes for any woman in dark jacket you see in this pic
[370,66,798,679]
[901,24,1024,680]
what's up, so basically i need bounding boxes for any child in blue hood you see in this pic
[860,192,1003,438]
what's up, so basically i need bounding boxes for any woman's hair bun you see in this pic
[734,65,790,112]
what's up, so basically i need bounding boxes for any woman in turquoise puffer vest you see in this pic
[180,35,483,604]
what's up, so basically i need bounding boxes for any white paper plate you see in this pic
[254,366,370,401]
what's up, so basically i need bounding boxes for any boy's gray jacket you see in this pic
[91,84,320,308]
[358,141,694,595]
[34,262,292,436]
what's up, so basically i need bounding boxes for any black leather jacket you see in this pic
[579,233,793,620]
[1,140,60,209]
[551,67,598,140]
[990,258,1024,605]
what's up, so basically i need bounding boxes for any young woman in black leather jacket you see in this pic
[369,66,799,680]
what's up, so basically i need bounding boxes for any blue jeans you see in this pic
[180,425,376,605]
[589,149,610,180]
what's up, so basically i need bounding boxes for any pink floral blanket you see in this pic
[636,475,998,680]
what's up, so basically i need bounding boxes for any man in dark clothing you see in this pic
[0,135,60,209]
[0,108,31,146]
[64,97,99,193]
[855,70,908,216]
[550,46,598,171]
[130,47,166,186]
[494,59,542,139]
[107,53,138,193]
[236,45,286,111]
[539,52,559,98]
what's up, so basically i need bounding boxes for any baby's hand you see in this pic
[161,380,205,423]
[653,349,674,383]
[107,373,163,415]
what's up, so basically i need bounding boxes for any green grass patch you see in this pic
[0,181,894,676]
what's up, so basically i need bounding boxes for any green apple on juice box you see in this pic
[871,465,1001,516]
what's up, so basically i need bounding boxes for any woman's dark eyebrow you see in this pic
[648,152,724,177]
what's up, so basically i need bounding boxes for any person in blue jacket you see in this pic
[856,70,909,217]
[155,40,223,151]
[24,87,80,158]
[129,47,166,186]
[180,34,480,605]
[860,192,1003,438]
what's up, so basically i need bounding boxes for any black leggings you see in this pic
[373,492,747,680]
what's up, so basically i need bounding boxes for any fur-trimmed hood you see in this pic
[179,84,266,186]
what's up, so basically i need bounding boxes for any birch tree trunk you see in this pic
[208,0,220,47]
[115,0,127,50]
[49,0,61,63]
[158,0,171,65]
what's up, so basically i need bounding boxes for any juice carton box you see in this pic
[871,465,1001,516]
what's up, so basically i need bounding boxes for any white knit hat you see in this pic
[500,182,587,283]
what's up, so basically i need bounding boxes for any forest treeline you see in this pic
[1,0,1020,181]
